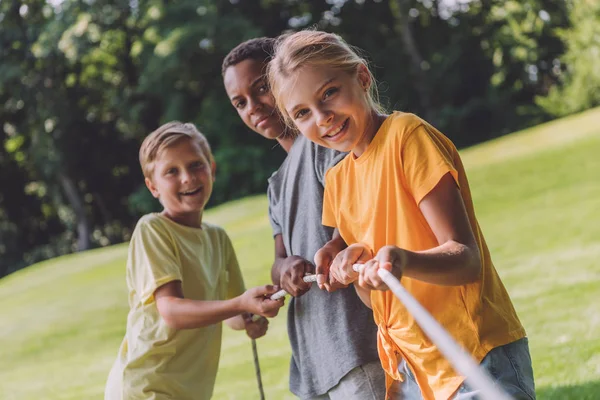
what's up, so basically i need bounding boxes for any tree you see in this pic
[537,0,600,116]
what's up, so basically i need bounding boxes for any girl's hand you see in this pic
[358,245,406,291]
[330,243,373,285]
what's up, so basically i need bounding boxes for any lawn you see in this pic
[0,107,599,399]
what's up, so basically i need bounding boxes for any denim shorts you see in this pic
[393,338,536,400]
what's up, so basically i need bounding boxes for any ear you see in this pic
[211,160,217,181]
[357,64,371,92]
[145,177,160,199]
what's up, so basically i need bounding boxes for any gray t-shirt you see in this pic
[267,135,380,398]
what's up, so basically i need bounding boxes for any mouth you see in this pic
[322,118,349,141]
[255,116,270,129]
[180,186,202,196]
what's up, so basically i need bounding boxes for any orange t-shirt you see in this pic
[322,112,525,400]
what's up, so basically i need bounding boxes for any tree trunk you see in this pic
[392,0,436,124]
[57,172,91,251]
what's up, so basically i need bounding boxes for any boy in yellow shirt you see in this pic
[104,122,284,400]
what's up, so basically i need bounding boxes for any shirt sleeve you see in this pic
[401,123,459,205]
[321,168,337,228]
[267,184,282,237]
[314,144,347,186]
[222,231,246,299]
[128,219,182,305]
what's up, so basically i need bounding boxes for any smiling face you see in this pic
[145,137,215,227]
[224,58,287,140]
[281,64,377,156]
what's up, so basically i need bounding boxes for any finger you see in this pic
[314,250,331,287]
[361,260,379,290]
[254,285,280,297]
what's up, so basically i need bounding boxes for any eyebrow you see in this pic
[251,75,266,88]
[288,77,336,115]
[229,76,266,103]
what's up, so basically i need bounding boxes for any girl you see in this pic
[267,30,536,400]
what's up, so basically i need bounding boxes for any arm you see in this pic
[270,234,288,285]
[224,314,246,330]
[360,173,481,289]
[155,281,283,330]
[403,173,481,284]
[352,282,372,308]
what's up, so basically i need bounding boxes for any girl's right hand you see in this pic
[242,285,285,318]
[329,243,373,285]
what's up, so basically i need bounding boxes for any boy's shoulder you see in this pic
[134,214,226,238]
[135,213,167,233]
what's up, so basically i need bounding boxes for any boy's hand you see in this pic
[242,285,285,318]
[243,314,269,339]
[330,243,373,285]
[280,256,314,297]
[314,242,347,292]
[358,245,406,291]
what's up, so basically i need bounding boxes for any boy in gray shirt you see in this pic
[223,38,385,399]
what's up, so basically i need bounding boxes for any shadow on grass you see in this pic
[538,380,600,400]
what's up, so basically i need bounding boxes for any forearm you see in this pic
[158,296,244,330]
[402,240,481,285]
[224,314,246,330]
[353,282,372,309]
[327,228,347,252]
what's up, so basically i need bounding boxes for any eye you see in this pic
[323,87,338,99]
[294,109,309,120]
[165,167,177,175]
[234,99,246,109]
[190,161,204,169]
[258,83,269,94]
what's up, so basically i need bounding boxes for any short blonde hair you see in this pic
[267,30,385,126]
[139,121,214,179]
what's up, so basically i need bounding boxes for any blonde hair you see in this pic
[139,121,214,179]
[267,30,385,126]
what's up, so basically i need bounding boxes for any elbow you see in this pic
[161,310,183,330]
[157,299,184,330]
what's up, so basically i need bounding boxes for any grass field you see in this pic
[1,107,599,399]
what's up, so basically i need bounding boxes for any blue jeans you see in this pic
[394,338,536,400]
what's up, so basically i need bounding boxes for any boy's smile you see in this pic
[145,138,215,228]
[224,59,286,140]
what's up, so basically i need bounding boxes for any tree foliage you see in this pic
[0,0,590,276]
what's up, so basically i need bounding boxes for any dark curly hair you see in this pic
[221,37,275,76]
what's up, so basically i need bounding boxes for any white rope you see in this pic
[352,264,512,400]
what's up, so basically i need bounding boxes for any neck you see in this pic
[276,131,298,153]
[352,111,388,158]
[161,210,203,228]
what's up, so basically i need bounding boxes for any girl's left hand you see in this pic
[244,314,269,339]
[358,245,406,291]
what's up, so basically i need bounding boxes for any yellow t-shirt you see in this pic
[322,112,525,400]
[105,213,245,400]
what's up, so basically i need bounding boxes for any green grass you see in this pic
[1,107,599,399]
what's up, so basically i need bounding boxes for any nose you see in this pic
[248,97,263,115]
[181,169,196,184]
[315,108,334,127]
